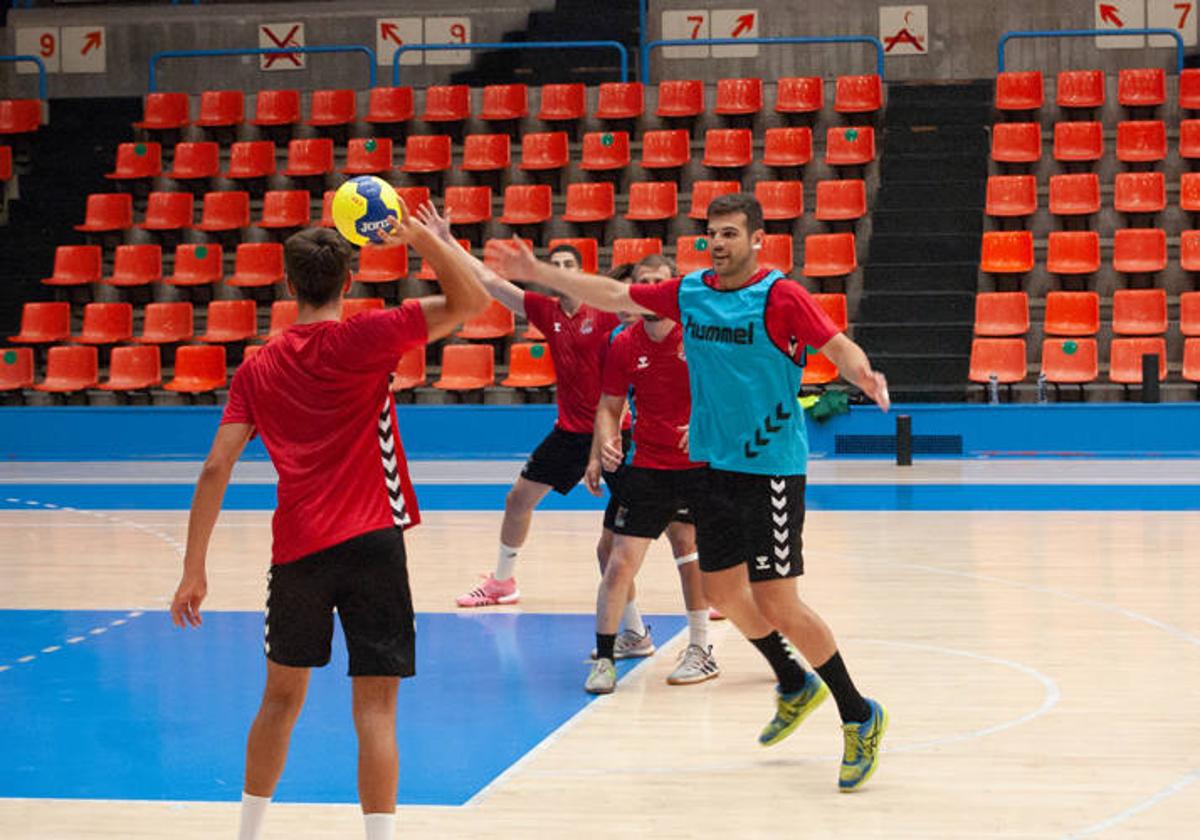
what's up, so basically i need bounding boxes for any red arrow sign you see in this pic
[1100,3,1123,27]
[81,30,102,55]
[731,13,755,38]
[381,22,403,45]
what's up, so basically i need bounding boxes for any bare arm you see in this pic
[584,394,625,496]
[171,422,254,628]
[819,332,891,412]
[416,202,526,316]
[486,238,652,316]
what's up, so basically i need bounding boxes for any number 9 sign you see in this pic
[426,17,471,65]
[16,26,62,73]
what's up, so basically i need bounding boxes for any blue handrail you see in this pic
[391,40,629,85]
[0,54,48,100]
[641,36,886,83]
[148,45,377,92]
[998,28,1186,73]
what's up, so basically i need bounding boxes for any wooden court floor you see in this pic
[1,470,1199,838]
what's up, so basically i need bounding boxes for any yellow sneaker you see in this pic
[758,672,829,747]
[839,698,888,792]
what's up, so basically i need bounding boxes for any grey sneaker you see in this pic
[614,626,655,659]
[666,644,720,685]
[585,657,617,694]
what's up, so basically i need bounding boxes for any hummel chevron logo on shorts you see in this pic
[378,397,410,528]
[770,477,791,576]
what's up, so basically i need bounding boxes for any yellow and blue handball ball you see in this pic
[331,175,403,246]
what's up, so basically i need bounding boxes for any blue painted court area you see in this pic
[0,610,684,805]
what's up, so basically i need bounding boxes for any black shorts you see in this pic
[265,527,416,677]
[694,468,806,582]
[603,466,705,539]
[520,427,593,495]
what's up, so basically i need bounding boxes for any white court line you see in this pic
[1064,769,1200,838]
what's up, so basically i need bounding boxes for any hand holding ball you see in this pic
[331,175,403,246]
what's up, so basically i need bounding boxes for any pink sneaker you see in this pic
[708,607,726,621]
[455,573,520,608]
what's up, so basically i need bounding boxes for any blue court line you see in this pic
[2,483,1198,511]
[0,610,686,805]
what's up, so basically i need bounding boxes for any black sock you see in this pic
[596,633,616,661]
[750,631,806,694]
[815,651,871,724]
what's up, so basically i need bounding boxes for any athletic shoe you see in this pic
[454,573,519,608]
[839,698,888,792]
[585,657,617,694]
[758,671,830,747]
[590,626,655,660]
[708,607,725,621]
[666,644,720,685]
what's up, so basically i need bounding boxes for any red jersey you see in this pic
[524,292,621,434]
[629,270,839,363]
[221,304,425,565]
[603,321,702,470]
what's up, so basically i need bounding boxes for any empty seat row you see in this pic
[78,190,319,234]
[980,228,1200,274]
[985,172,1200,217]
[0,344,228,394]
[991,120,1196,164]
[995,67,1191,111]
[969,336,1195,386]
[974,289,1195,336]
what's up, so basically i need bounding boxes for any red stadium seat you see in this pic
[825,126,875,166]
[1182,69,1200,110]
[969,338,1027,384]
[580,131,631,171]
[104,244,163,288]
[641,129,692,170]
[166,243,223,286]
[9,302,70,344]
[106,142,162,180]
[1113,228,1167,273]
[755,180,804,221]
[974,291,1029,336]
[775,77,823,113]
[985,175,1037,218]
[433,344,494,390]
[702,129,753,168]
[995,71,1043,111]
[199,299,258,343]
[365,86,414,124]
[537,84,586,122]
[136,92,189,130]
[140,191,194,231]
[611,238,663,268]
[394,186,432,216]
[99,345,162,391]
[391,346,427,391]
[401,135,452,173]
[1185,339,1200,382]
[1057,70,1105,108]
[342,298,385,320]
[803,233,857,277]
[480,84,528,121]
[626,181,678,222]
[1116,120,1166,163]
[351,243,408,284]
[688,180,740,220]
[42,245,102,288]
[0,99,41,134]
[164,345,227,393]
[991,122,1042,163]
[563,182,615,223]
[283,138,334,177]
[1181,120,1200,159]
[519,131,570,172]
[253,90,301,126]
[1048,173,1100,216]
[802,351,839,386]
[500,185,553,226]
[229,242,285,288]
[675,236,712,274]
[980,231,1033,273]
[342,137,394,175]
[138,302,193,344]
[655,80,705,118]
[0,145,10,181]
[444,186,493,224]
[34,346,98,393]
[195,90,244,128]
[196,191,251,233]
[715,78,763,115]
[226,141,276,179]
[461,134,511,172]
[812,293,848,331]
[0,347,34,392]
[459,299,515,340]
[1041,337,1098,384]
[547,238,599,274]
[1182,291,1200,335]
[1047,231,1100,275]
[168,141,220,180]
[758,234,794,273]
[834,74,883,113]
[1044,291,1100,335]
[421,85,471,123]
[307,89,356,127]
[816,179,867,221]
[258,190,311,229]
[1118,68,1165,107]
[1053,121,1103,162]
[1109,337,1167,383]
[1114,172,1165,214]
[76,193,133,233]
[1112,288,1168,335]
[75,302,133,344]
[763,127,813,167]
[268,300,299,337]
[502,342,556,387]
[595,82,645,120]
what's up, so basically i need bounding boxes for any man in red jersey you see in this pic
[169,211,489,840]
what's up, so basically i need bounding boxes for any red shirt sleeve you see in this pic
[523,291,554,334]
[601,329,634,398]
[765,280,840,364]
[629,278,682,322]
[221,363,254,425]
[328,301,428,373]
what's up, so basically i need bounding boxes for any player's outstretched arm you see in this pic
[820,333,891,412]
[171,422,253,629]
[415,202,527,317]
[486,238,653,316]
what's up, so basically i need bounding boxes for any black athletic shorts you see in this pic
[520,427,593,495]
[265,526,416,677]
[603,466,706,539]
[693,468,806,582]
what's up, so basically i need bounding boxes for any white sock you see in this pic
[237,792,270,840]
[363,812,396,840]
[495,543,519,581]
[622,600,646,636]
[687,609,709,649]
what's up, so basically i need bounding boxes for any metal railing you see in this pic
[998,28,1186,73]
[0,54,48,99]
[391,40,629,85]
[640,36,886,83]
[148,45,377,92]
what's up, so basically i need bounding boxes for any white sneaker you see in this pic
[666,644,720,685]
[590,626,655,660]
[585,658,617,694]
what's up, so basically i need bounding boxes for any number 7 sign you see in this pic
[662,10,710,58]
[1147,0,1198,47]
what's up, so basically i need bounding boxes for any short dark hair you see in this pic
[635,253,675,276]
[548,243,583,266]
[609,262,636,282]
[284,228,353,307]
[707,192,764,235]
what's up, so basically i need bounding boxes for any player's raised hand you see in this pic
[377,198,422,246]
[170,569,207,629]
[484,236,540,281]
[584,457,605,497]
[600,434,624,473]
[415,201,453,242]
[861,370,891,413]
